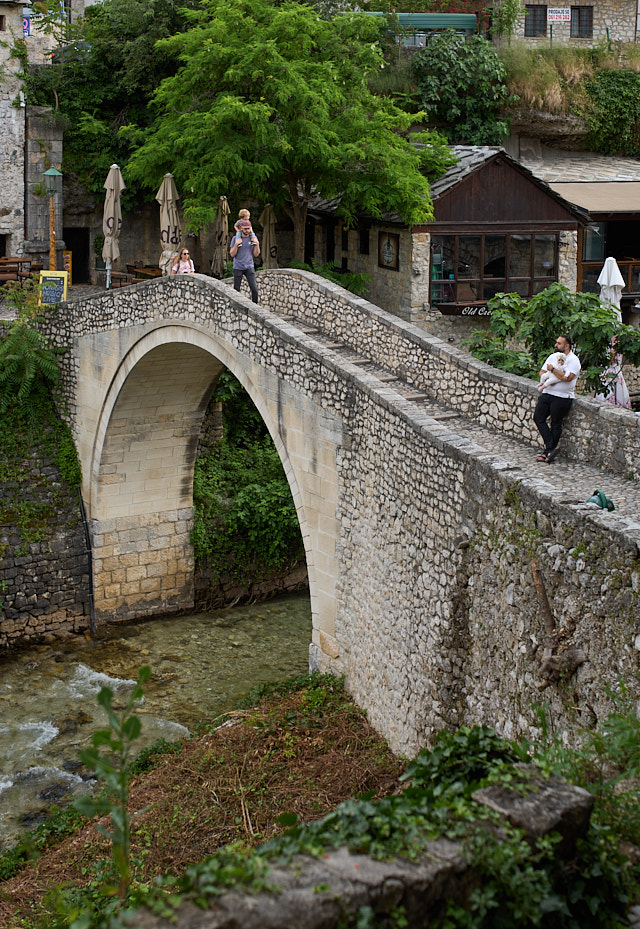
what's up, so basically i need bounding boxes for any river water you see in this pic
[0,593,312,850]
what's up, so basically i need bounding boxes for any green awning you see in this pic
[366,12,477,30]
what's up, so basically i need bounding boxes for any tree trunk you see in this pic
[291,200,308,264]
[287,173,309,264]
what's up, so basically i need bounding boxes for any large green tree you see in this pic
[25,0,198,203]
[128,0,455,259]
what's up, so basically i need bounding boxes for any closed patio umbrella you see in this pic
[596,257,631,408]
[210,196,230,278]
[156,173,182,275]
[102,164,126,289]
[258,204,278,269]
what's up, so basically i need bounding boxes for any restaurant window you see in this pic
[430,233,558,304]
[570,6,593,37]
[359,226,370,255]
[341,225,349,251]
[524,5,547,36]
[582,223,605,261]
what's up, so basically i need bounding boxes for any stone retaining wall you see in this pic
[0,466,90,649]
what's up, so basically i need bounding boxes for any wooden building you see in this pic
[306,146,587,323]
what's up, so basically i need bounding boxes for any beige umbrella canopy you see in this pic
[258,204,278,269]
[211,196,230,278]
[156,173,182,275]
[102,164,126,289]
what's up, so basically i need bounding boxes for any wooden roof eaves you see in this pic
[432,149,591,226]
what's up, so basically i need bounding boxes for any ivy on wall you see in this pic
[583,69,640,156]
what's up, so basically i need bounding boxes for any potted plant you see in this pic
[93,234,105,270]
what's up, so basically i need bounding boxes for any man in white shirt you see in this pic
[533,334,581,463]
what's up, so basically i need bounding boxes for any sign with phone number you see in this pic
[547,8,571,21]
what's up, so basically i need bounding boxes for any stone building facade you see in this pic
[308,147,584,325]
[514,0,639,45]
[0,0,26,258]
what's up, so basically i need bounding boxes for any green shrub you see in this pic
[583,69,640,155]
[191,374,304,580]
[464,283,640,393]
[191,437,303,579]
[412,31,512,144]
[0,319,62,413]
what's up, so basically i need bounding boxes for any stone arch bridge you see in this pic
[40,271,640,754]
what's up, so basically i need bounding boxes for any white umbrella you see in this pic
[211,196,230,278]
[597,256,625,320]
[596,257,631,408]
[258,204,278,269]
[102,164,126,289]
[155,173,182,275]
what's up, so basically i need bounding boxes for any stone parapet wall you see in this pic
[257,268,640,482]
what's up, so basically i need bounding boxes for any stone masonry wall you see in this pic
[514,0,638,44]
[257,269,640,483]
[319,223,426,322]
[456,476,640,742]
[0,3,26,256]
[0,458,90,649]
[37,273,640,754]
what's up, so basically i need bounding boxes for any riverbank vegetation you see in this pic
[192,371,305,593]
[0,282,81,557]
[0,673,638,927]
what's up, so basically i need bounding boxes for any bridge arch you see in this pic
[37,273,640,755]
[85,319,340,658]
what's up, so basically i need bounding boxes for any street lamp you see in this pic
[44,166,63,271]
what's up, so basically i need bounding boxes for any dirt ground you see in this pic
[0,678,404,928]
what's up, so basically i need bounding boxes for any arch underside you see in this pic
[87,323,340,659]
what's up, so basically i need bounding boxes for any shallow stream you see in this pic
[0,592,312,850]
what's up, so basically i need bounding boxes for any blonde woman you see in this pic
[171,247,195,274]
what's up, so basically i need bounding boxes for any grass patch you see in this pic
[1,674,638,928]
[0,674,402,927]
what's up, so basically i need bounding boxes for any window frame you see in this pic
[570,6,593,37]
[524,5,547,36]
[430,232,559,304]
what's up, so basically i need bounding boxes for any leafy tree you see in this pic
[412,29,512,144]
[24,0,198,203]
[127,0,455,260]
[490,0,526,40]
[464,283,640,393]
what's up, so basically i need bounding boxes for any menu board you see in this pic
[39,271,68,305]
